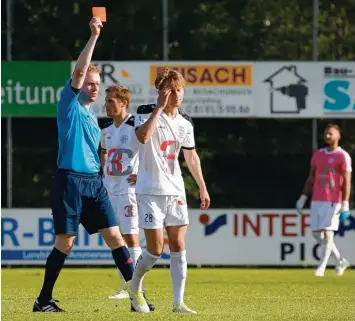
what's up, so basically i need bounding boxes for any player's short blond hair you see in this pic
[155,68,186,90]
[87,64,100,74]
[105,85,131,107]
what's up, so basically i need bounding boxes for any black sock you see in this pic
[112,246,134,281]
[38,247,67,303]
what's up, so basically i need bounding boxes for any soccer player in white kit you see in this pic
[296,124,352,276]
[100,85,154,310]
[128,69,210,313]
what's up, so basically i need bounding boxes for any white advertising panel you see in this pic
[321,62,355,117]
[254,63,322,118]
[71,61,255,118]
[186,209,355,265]
[1,209,171,265]
[2,209,354,266]
[254,62,355,118]
[66,61,355,119]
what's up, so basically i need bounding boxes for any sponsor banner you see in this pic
[72,61,255,118]
[1,209,170,265]
[254,62,355,118]
[1,62,71,117]
[254,62,322,118]
[322,63,355,116]
[187,209,355,265]
[2,61,354,118]
[2,209,355,266]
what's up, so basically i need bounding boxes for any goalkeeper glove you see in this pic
[339,201,351,222]
[296,194,308,215]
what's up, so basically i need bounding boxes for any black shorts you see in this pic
[50,169,118,235]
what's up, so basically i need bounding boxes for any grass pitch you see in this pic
[1,267,355,321]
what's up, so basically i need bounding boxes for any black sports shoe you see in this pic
[130,290,155,312]
[33,298,65,312]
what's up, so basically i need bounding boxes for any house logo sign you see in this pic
[263,65,309,114]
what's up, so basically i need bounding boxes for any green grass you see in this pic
[2,268,355,321]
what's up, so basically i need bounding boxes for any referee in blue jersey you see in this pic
[33,18,134,313]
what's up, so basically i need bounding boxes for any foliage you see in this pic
[1,0,355,207]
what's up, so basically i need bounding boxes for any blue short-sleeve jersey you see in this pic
[56,79,101,173]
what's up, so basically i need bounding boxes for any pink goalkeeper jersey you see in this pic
[311,147,352,203]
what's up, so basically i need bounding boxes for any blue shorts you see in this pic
[50,169,118,235]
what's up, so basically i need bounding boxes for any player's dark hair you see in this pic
[323,123,345,148]
[325,123,341,135]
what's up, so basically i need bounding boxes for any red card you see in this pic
[92,7,107,22]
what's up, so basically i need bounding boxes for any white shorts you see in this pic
[310,201,341,232]
[137,194,189,229]
[108,193,139,235]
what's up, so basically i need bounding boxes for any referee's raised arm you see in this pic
[71,17,102,90]
[57,17,103,117]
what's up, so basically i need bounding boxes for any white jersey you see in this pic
[135,104,195,195]
[101,114,139,195]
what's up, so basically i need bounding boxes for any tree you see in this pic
[2,0,355,208]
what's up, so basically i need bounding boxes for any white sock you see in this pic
[317,231,334,271]
[117,247,142,289]
[170,250,187,304]
[129,247,142,269]
[313,231,341,263]
[331,242,341,261]
[130,250,160,293]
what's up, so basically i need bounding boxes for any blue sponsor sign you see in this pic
[323,65,355,115]
[1,209,170,265]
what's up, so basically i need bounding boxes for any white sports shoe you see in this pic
[336,259,350,276]
[127,286,150,313]
[172,302,197,314]
[314,269,325,277]
[108,289,130,299]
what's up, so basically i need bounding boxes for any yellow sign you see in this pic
[150,65,252,87]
